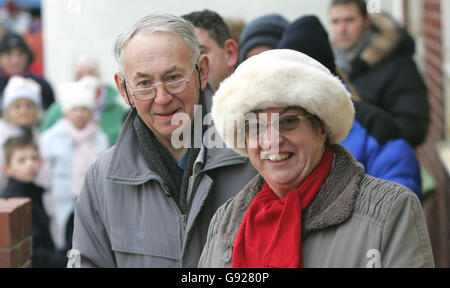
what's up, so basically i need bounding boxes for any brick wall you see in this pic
[415,0,450,268]
[0,198,32,268]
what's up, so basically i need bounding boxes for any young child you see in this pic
[40,75,109,251]
[0,75,50,193]
[1,135,67,267]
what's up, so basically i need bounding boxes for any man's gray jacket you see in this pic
[71,91,257,267]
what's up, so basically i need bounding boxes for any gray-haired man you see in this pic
[71,14,257,268]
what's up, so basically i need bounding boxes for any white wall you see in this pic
[42,0,398,93]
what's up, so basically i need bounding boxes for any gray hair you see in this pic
[113,14,200,73]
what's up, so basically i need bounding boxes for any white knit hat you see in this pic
[2,75,42,111]
[212,49,354,155]
[59,76,100,113]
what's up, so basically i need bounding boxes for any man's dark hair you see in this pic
[182,10,231,48]
[330,0,368,18]
[3,134,38,164]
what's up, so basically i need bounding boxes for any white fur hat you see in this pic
[2,76,42,111]
[211,49,354,155]
[59,76,100,113]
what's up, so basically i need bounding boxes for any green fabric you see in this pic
[40,84,128,147]
[421,168,436,201]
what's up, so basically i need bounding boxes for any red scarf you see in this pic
[232,148,334,268]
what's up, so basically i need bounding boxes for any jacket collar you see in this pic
[219,144,365,250]
[106,109,160,185]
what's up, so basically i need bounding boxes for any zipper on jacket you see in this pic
[201,158,248,173]
[166,194,186,268]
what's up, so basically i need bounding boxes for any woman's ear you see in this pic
[114,72,134,107]
[318,123,328,144]
[197,54,210,90]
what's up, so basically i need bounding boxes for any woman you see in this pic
[198,49,434,268]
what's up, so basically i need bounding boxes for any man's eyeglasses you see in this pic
[241,113,312,142]
[125,65,197,101]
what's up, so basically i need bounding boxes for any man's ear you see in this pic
[114,72,134,107]
[223,39,239,69]
[197,55,209,90]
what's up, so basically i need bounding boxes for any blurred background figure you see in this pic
[40,76,109,252]
[182,10,239,91]
[0,75,50,192]
[276,15,422,200]
[0,32,54,111]
[1,135,67,267]
[40,54,128,147]
[238,13,289,63]
[329,0,429,147]
[0,0,31,35]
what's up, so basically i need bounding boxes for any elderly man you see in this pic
[71,14,257,268]
[182,10,239,91]
[329,0,429,147]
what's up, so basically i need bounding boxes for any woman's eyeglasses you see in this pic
[241,113,312,142]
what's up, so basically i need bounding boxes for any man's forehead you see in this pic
[122,31,193,75]
[330,3,361,16]
[124,30,189,55]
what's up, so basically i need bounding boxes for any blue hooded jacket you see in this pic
[341,120,422,202]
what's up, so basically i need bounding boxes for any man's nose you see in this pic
[337,22,347,34]
[153,84,173,105]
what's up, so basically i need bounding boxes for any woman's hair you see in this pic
[113,14,200,72]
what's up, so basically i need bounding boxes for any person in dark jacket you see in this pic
[277,15,422,200]
[238,13,289,64]
[1,135,67,268]
[329,0,429,147]
[182,10,239,91]
[0,32,55,113]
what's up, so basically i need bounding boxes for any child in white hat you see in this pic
[0,75,47,192]
[40,76,109,250]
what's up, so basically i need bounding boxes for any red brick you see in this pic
[0,248,13,268]
[0,198,32,248]
[424,1,440,13]
[424,29,442,45]
[425,58,443,77]
[21,260,32,268]
[14,237,32,267]
[423,14,441,30]
[0,237,32,268]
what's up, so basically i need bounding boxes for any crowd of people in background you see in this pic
[0,0,433,268]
